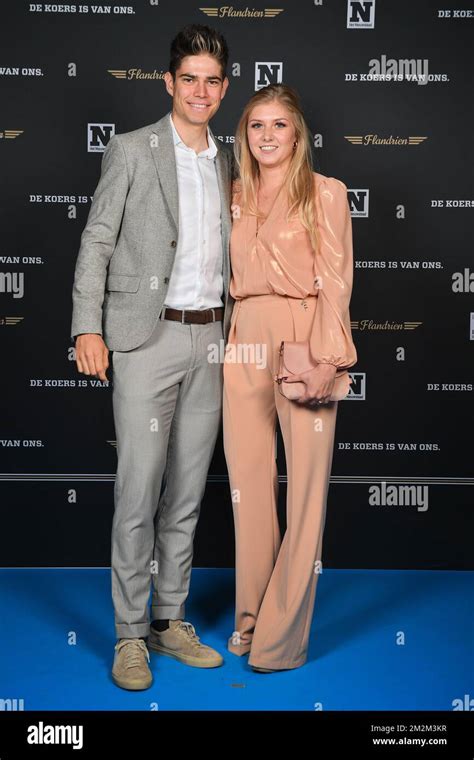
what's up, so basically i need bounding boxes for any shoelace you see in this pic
[116,638,150,668]
[176,621,203,649]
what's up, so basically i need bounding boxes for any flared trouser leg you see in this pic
[223,294,338,669]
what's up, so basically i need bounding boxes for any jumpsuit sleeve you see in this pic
[309,176,358,370]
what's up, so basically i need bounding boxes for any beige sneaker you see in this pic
[148,620,223,668]
[112,638,153,690]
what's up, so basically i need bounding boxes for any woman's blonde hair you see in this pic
[234,84,318,253]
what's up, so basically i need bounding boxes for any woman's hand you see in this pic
[280,363,337,407]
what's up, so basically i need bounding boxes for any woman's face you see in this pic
[246,101,297,172]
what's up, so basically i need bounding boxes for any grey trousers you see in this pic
[110,309,224,639]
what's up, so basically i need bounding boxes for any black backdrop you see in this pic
[0,0,472,570]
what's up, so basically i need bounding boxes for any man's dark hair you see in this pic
[169,24,229,80]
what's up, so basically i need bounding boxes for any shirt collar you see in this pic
[169,113,217,159]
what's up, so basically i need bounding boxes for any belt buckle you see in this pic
[181,309,186,324]
[210,308,216,323]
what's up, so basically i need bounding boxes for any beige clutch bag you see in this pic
[276,340,352,403]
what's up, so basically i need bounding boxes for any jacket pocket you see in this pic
[106,274,141,292]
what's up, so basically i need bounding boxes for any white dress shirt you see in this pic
[164,113,224,310]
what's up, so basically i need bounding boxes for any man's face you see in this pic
[164,53,229,126]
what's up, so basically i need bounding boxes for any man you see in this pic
[71,24,235,690]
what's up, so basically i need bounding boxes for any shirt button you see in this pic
[164,277,169,284]
[170,241,177,248]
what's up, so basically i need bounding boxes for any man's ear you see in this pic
[163,71,174,97]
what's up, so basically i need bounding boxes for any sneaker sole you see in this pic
[112,672,153,690]
[148,641,223,668]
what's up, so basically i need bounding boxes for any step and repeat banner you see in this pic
[0,0,472,569]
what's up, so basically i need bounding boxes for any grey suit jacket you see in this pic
[71,111,236,352]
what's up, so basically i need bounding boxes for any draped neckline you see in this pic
[254,182,287,236]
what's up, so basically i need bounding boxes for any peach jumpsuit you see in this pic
[223,172,358,670]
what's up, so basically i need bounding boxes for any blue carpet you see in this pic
[0,568,472,711]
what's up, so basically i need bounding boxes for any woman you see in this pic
[223,84,357,672]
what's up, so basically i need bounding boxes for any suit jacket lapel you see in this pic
[149,112,179,230]
[149,111,231,254]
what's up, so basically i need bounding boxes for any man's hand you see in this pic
[280,363,337,407]
[75,333,110,382]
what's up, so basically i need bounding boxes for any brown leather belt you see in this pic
[161,306,224,324]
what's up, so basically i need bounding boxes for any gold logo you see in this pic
[0,130,23,139]
[0,316,24,326]
[351,320,422,330]
[108,69,165,80]
[200,6,284,18]
[345,134,427,146]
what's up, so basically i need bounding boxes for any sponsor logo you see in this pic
[108,68,165,80]
[345,134,427,146]
[200,6,284,19]
[255,61,283,90]
[87,123,115,152]
[347,0,375,28]
[0,129,23,139]
[351,320,422,331]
